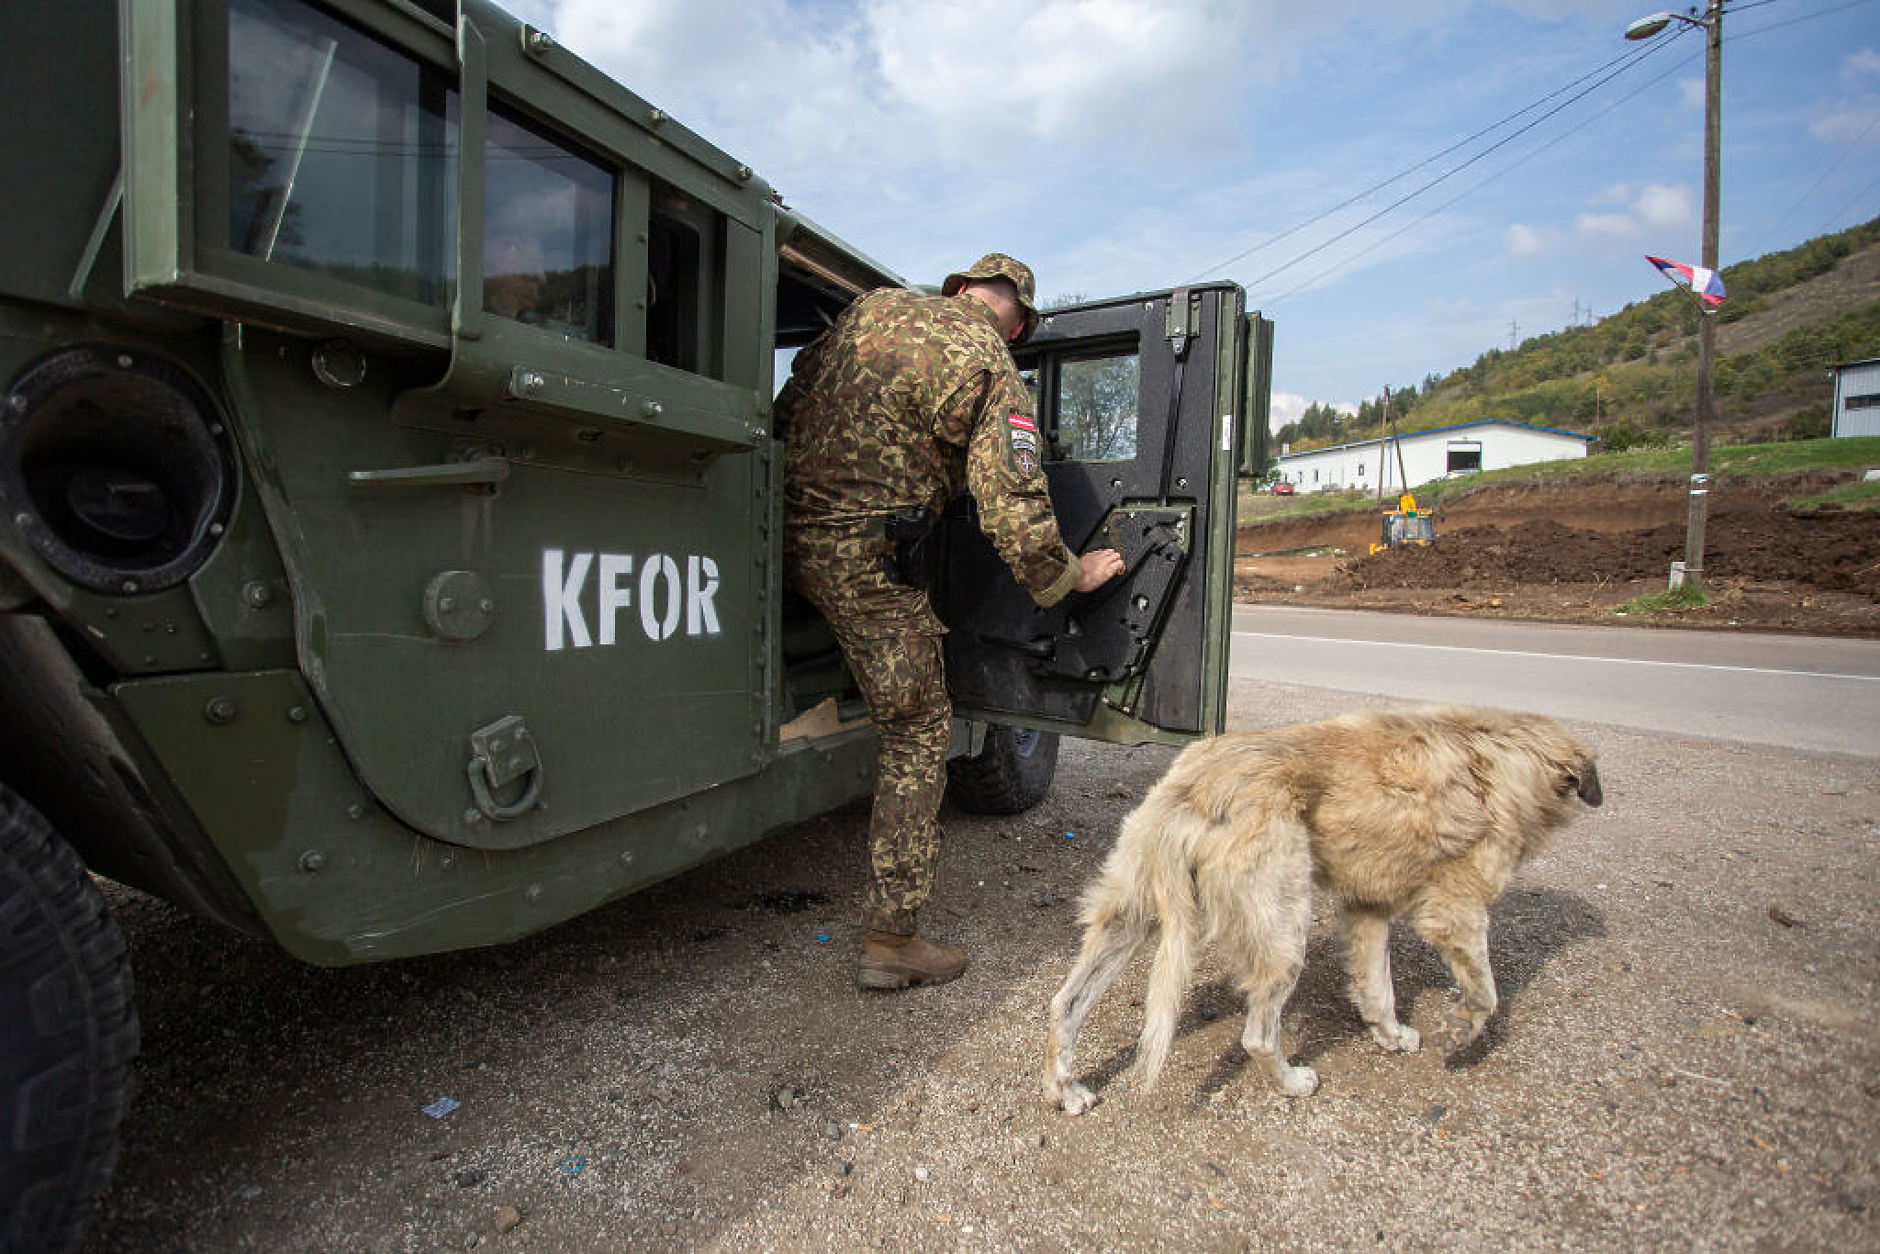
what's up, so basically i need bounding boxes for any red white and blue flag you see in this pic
[1645,254,1726,306]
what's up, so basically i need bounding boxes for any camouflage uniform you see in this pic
[778,258,1080,936]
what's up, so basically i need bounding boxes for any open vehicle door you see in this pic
[939,285,1272,746]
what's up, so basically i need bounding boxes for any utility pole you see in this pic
[1628,1,1723,592]
[1375,388,1388,503]
[1685,0,1723,592]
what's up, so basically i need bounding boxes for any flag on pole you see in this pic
[1645,254,1726,306]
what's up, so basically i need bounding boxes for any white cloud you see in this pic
[544,0,880,170]
[1574,183,1692,241]
[1842,48,1880,79]
[1811,105,1880,145]
[1505,223,1547,256]
[1269,391,1307,431]
[1634,183,1691,229]
[864,0,1259,161]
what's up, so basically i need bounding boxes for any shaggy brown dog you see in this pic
[1044,705,1601,1115]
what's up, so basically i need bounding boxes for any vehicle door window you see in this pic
[228,0,458,306]
[483,108,615,344]
[1054,350,1139,461]
[1017,345,1140,463]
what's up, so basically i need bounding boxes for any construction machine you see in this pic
[1369,493,1436,554]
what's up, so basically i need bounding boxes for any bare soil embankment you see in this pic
[1235,474,1880,635]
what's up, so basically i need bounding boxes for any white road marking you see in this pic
[1231,631,1880,684]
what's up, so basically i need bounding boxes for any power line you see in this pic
[1259,43,1695,305]
[1754,109,1880,254]
[1251,0,1879,310]
[1183,37,1676,284]
[1226,27,1693,296]
[1813,173,1880,238]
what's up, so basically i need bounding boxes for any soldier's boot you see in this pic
[857,929,967,990]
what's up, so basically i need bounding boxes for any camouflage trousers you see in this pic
[785,520,951,936]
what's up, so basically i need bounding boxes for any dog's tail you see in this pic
[1129,804,1208,1093]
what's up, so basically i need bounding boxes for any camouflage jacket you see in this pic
[777,288,1080,607]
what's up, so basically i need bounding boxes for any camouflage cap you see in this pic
[942,253,1040,344]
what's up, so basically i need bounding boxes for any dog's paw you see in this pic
[1439,1009,1489,1049]
[1057,1082,1098,1116]
[1370,1022,1422,1054]
[1277,1064,1319,1098]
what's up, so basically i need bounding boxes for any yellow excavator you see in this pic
[1369,493,1436,554]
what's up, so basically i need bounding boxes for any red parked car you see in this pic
[1271,481,1295,495]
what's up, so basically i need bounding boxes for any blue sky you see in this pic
[499,0,1880,428]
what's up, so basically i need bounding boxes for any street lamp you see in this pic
[1627,3,1722,592]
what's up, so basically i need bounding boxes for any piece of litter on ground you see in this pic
[562,1155,584,1175]
[422,1097,460,1119]
[816,933,831,944]
[1063,830,1076,840]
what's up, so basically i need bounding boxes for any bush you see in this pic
[1781,407,1830,440]
[1595,421,1673,453]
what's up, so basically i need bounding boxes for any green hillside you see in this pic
[1276,215,1880,456]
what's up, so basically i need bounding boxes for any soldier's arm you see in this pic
[950,371,1083,607]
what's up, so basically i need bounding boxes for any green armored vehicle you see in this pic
[0,0,1272,1245]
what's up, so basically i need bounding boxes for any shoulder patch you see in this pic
[1007,409,1040,476]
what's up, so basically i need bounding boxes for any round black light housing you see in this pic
[0,346,234,594]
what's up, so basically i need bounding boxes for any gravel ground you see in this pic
[84,677,1878,1251]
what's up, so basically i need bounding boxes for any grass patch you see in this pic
[1613,585,1711,618]
[1239,435,1880,525]
[1784,477,1880,513]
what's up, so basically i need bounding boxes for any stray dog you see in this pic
[1044,705,1601,1115]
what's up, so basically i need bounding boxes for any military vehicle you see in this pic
[0,0,1272,1245]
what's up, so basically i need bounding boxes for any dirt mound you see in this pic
[1235,475,1880,635]
[1343,505,1880,595]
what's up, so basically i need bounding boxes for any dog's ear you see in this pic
[1573,762,1602,807]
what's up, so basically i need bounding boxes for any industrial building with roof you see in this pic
[1274,418,1593,495]
[1831,357,1880,438]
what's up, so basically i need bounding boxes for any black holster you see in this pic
[881,506,937,588]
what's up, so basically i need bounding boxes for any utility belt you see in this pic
[881,505,938,588]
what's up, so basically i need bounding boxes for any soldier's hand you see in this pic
[1073,548,1126,593]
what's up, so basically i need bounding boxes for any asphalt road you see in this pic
[1231,605,1880,758]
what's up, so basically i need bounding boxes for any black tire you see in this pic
[0,785,138,1254]
[946,725,1060,815]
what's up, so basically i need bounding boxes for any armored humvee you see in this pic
[0,0,1272,1245]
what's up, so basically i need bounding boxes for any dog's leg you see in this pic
[1413,903,1497,1047]
[1341,905,1421,1053]
[1228,859,1318,1098]
[1125,906,1193,1097]
[1045,914,1145,1115]
[1237,954,1318,1097]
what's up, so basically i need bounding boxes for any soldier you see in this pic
[777,253,1125,990]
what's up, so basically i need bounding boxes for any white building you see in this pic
[1275,419,1592,495]
[1831,357,1880,438]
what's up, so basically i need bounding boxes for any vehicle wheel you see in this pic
[946,725,1059,815]
[0,785,139,1254]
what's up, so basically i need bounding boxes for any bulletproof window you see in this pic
[646,181,721,376]
[227,0,458,306]
[1054,350,1140,461]
[482,106,615,345]
[1447,441,1483,473]
[1015,341,1139,463]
